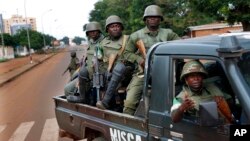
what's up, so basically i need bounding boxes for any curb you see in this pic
[0,53,55,87]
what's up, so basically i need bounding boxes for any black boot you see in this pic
[96,63,126,109]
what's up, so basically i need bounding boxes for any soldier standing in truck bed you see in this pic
[64,21,104,105]
[95,15,132,111]
[122,5,180,115]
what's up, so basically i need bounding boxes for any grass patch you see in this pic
[0,58,8,63]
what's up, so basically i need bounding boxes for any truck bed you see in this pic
[53,95,148,140]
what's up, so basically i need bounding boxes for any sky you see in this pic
[0,0,99,39]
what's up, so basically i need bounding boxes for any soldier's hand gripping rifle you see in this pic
[79,46,88,67]
[135,39,146,73]
[62,67,69,76]
[92,45,104,102]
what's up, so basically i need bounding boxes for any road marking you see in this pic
[0,124,7,133]
[9,121,35,141]
[40,118,59,141]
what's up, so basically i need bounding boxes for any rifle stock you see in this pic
[135,39,147,59]
[107,53,118,72]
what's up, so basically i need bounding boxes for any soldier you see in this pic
[170,60,234,123]
[123,5,180,115]
[64,21,104,105]
[62,51,80,80]
[95,15,131,111]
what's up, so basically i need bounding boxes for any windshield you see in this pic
[238,51,250,87]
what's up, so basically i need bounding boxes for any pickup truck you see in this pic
[54,32,250,141]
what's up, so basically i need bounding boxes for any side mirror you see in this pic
[198,101,219,126]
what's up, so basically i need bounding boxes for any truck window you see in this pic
[237,52,250,87]
[172,58,242,125]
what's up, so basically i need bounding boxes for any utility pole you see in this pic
[24,0,32,63]
[41,9,52,51]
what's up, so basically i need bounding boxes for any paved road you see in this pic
[0,46,85,141]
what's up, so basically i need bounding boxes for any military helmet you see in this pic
[143,5,163,21]
[105,15,123,32]
[70,51,76,57]
[86,21,102,35]
[180,60,208,81]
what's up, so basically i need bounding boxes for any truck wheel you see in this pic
[92,137,106,141]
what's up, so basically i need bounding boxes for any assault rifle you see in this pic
[136,39,147,59]
[62,67,70,76]
[92,45,104,101]
[79,46,88,67]
[135,39,146,73]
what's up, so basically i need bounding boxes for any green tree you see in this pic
[89,0,132,34]
[43,34,56,47]
[88,0,217,36]
[0,33,17,47]
[72,36,86,45]
[13,29,44,50]
[190,0,250,31]
[61,36,69,45]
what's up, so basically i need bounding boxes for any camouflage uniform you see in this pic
[67,52,79,79]
[96,15,130,110]
[173,84,230,117]
[123,5,180,115]
[64,22,104,100]
[171,60,231,119]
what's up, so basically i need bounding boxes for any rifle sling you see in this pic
[107,35,128,72]
[118,35,128,56]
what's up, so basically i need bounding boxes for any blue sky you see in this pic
[0,0,99,39]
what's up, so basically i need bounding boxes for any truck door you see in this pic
[163,56,247,141]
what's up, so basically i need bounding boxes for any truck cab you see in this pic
[54,32,250,141]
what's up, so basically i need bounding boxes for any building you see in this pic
[0,14,4,33]
[2,14,37,35]
[187,23,243,38]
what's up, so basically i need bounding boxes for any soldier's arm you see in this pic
[168,30,180,41]
[171,93,195,123]
[123,35,144,64]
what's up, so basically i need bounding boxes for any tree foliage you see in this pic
[72,36,86,45]
[88,0,217,36]
[61,36,70,45]
[0,33,17,47]
[13,29,55,50]
[88,0,250,34]
[189,0,250,31]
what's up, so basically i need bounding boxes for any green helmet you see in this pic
[71,51,76,58]
[180,60,208,81]
[105,15,123,32]
[143,5,163,21]
[86,21,102,35]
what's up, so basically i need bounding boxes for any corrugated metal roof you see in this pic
[188,23,242,31]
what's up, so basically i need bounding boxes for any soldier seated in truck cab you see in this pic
[170,60,234,124]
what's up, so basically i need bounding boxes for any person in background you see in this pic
[62,51,79,80]
[123,5,180,115]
